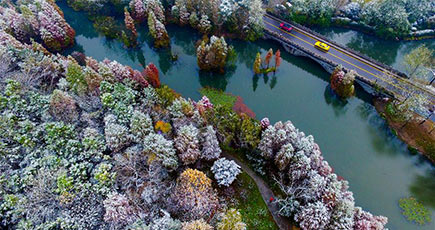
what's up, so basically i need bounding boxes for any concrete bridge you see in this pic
[263,14,435,108]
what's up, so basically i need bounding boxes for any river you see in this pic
[59,1,435,229]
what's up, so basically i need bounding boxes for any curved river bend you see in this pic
[59,2,435,229]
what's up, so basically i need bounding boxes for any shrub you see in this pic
[200,125,221,161]
[211,158,241,187]
[66,62,88,94]
[103,193,136,225]
[171,168,218,220]
[175,124,201,165]
[104,114,131,152]
[155,120,172,134]
[130,110,154,141]
[49,90,78,122]
[239,115,261,149]
[217,208,246,230]
[182,219,212,230]
[197,36,231,73]
[156,85,180,108]
[143,133,178,170]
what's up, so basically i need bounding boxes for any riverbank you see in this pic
[374,98,435,163]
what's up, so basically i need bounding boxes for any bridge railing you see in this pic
[263,29,396,99]
[265,13,409,79]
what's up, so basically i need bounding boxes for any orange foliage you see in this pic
[264,48,273,68]
[275,49,281,68]
[155,120,171,133]
[177,169,212,193]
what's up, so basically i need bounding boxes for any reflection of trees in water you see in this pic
[198,67,235,91]
[157,48,173,74]
[58,1,99,39]
[252,75,259,91]
[324,85,349,117]
[410,171,435,209]
[234,40,260,69]
[346,33,400,66]
[169,25,200,56]
[270,76,277,89]
[355,102,407,155]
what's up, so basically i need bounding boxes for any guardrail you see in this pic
[265,13,409,78]
[263,29,396,99]
[265,13,435,101]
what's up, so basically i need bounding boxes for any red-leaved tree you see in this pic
[144,63,160,88]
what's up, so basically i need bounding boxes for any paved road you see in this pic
[263,14,435,107]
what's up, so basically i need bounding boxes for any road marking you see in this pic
[264,14,435,101]
[264,21,405,92]
[264,18,435,105]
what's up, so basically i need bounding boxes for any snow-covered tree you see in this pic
[211,158,241,186]
[175,124,201,165]
[103,193,136,225]
[171,169,219,220]
[200,125,222,160]
[197,35,230,72]
[130,110,154,141]
[104,114,131,152]
[295,201,331,230]
[143,133,178,170]
[148,11,170,48]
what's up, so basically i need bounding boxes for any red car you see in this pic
[279,23,292,32]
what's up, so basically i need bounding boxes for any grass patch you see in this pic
[233,172,279,230]
[199,87,236,110]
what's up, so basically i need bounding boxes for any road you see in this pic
[263,14,435,108]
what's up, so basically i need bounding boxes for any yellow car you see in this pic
[314,41,330,52]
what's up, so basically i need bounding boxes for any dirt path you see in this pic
[223,153,294,230]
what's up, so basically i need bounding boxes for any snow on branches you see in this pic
[211,158,241,187]
[257,120,388,229]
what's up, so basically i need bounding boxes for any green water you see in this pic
[60,2,435,229]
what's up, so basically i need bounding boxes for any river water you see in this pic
[59,1,435,229]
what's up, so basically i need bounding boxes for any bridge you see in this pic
[263,14,435,108]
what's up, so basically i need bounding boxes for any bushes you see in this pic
[171,168,218,220]
[211,158,241,187]
[174,124,201,165]
[216,208,246,230]
[66,62,87,94]
[143,133,178,170]
[196,36,232,73]
[148,11,170,48]
[49,90,78,122]
[182,219,212,230]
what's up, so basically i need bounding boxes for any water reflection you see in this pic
[323,86,349,117]
[346,34,400,66]
[410,171,435,209]
[198,70,233,91]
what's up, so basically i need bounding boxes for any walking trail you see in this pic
[223,153,294,230]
